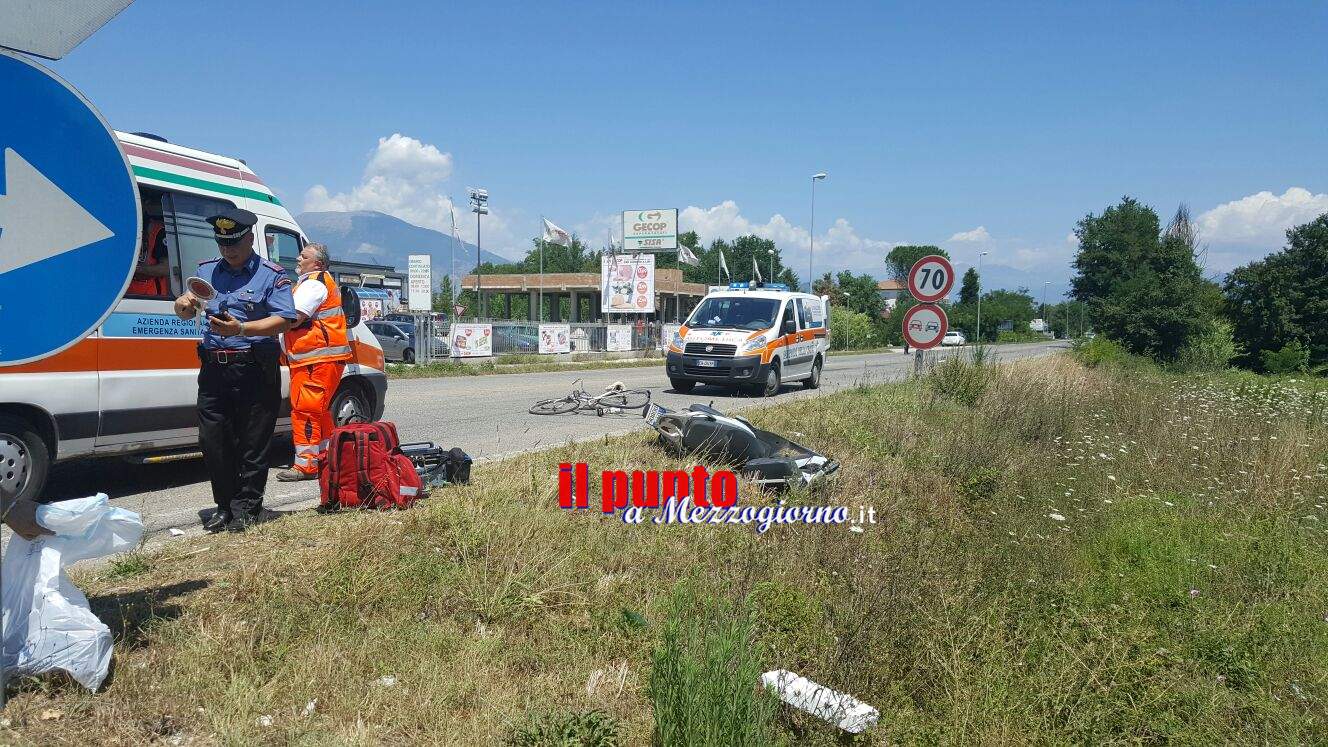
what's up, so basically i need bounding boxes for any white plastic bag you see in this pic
[2,494,144,690]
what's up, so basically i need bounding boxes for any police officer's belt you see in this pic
[199,348,262,365]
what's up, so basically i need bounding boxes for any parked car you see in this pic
[941,331,966,346]
[367,321,417,362]
[393,322,449,358]
[382,312,415,324]
[493,326,539,353]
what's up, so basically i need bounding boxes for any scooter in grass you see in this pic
[643,401,838,490]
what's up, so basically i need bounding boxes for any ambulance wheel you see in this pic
[670,379,695,393]
[331,383,372,426]
[0,414,50,504]
[403,348,416,364]
[803,356,823,389]
[759,362,781,397]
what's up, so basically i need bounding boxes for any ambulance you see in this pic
[0,132,387,503]
[665,283,830,396]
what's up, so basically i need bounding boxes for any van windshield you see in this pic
[688,297,781,331]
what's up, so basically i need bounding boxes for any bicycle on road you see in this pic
[529,379,652,416]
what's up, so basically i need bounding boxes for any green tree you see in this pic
[836,271,882,316]
[959,267,979,305]
[433,274,455,313]
[885,245,947,282]
[1223,213,1328,369]
[1071,199,1213,360]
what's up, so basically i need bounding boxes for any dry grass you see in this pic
[3,354,1327,745]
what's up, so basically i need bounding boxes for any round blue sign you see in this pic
[0,49,140,365]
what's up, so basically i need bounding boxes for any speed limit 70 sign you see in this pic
[907,255,955,303]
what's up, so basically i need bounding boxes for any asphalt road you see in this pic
[41,342,1068,535]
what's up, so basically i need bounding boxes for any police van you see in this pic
[665,283,830,396]
[0,132,388,502]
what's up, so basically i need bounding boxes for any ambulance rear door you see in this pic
[94,188,230,450]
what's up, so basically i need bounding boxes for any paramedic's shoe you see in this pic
[276,468,318,482]
[203,510,232,533]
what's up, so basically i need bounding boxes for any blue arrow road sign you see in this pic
[0,49,140,366]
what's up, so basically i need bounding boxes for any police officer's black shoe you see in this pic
[203,510,232,533]
[227,509,277,533]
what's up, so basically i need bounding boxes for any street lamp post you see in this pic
[469,187,488,318]
[809,172,826,290]
[1042,281,1050,335]
[975,251,989,342]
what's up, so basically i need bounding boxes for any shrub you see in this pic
[1073,335,1156,372]
[1261,340,1310,374]
[1172,319,1239,373]
[648,584,778,746]
[927,355,988,407]
[830,308,877,350]
[505,710,619,747]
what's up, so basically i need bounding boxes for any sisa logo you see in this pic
[559,462,737,514]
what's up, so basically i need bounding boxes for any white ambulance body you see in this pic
[0,132,387,502]
[664,283,831,396]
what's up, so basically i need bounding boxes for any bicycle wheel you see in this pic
[529,397,580,415]
[598,389,651,411]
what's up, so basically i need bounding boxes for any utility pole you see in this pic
[975,251,989,342]
[469,188,488,319]
[809,172,826,289]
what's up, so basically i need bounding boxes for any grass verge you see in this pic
[4,354,1327,744]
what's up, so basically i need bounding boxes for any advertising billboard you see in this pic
[601,254,655,313]
[622,209,678,252]
[407,254,432,311]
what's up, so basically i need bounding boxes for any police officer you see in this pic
[174,208,298,532]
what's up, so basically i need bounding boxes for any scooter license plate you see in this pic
[697,359,717,368]
[645,403,665,426]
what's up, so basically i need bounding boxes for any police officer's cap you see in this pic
[207,208,258,244]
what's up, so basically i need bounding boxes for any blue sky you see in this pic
[50,1,1328,297]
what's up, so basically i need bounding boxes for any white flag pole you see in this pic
[539,217,544,323]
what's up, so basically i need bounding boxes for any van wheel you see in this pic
[760,362,781,397]
[331,383,372,426]
[403,348,416,364]
[671,379,695,394]
[0,414,51,504]
[803,356,823,389]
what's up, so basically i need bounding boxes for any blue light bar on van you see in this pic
[727,282,789,291]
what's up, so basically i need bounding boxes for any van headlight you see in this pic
[669,333,685,352]
[740,335,767,355]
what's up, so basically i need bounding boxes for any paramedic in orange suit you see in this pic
[277,242,353,481]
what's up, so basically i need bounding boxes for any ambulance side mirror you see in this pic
[782,319,796,335]
[342,286,362,328]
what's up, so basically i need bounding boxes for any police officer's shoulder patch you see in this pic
[262,259,286,273]
[275,276,292,288]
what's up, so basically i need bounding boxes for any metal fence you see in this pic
[373,315,670,361]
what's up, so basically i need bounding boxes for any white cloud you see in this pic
[303,134,521,257]
[948,226,992,243]
[1197,187,1328,247]
[304,134,457,233]
[1065,231,1079,247]
[678,200,898,279]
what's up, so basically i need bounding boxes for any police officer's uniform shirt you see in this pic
[199,251,298,350]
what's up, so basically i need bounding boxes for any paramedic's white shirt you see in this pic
[293,273,328,318]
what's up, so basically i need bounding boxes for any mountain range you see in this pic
[296,210,510,276]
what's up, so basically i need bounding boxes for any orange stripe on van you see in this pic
[353,340,385,371]
[100,338,201,370]
[0,339,99,374]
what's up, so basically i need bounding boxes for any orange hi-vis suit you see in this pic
[283,271,353,475]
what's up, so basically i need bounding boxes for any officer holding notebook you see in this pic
[173,208,298,532]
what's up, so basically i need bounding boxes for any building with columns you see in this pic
[460,268,708,322]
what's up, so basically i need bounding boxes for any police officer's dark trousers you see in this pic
[197,345,281,518]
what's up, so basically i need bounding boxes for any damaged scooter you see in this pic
[643,401,839,490]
